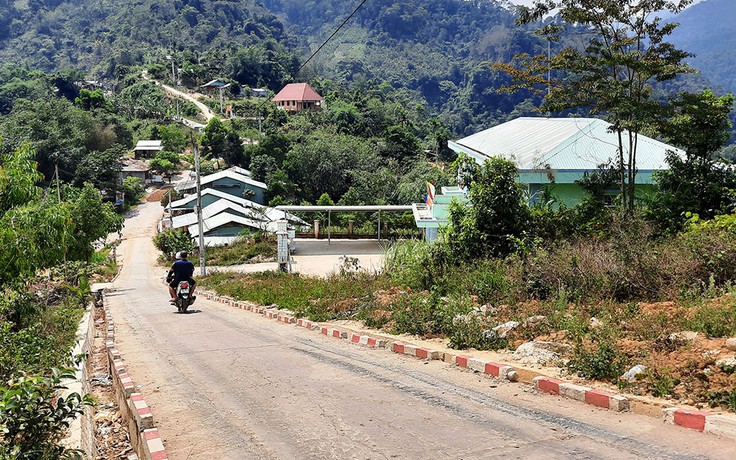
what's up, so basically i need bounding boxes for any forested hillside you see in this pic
[1,0,733,137]
[670,0,736,95]
[264,0,545,134]
[0,0,299,89]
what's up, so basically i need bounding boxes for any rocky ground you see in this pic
[89,305,134,459]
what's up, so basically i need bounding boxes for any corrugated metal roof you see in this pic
[187,213,269,237]
[121,158,150,172]
[450,117,684,172]
[272,83,324,102]
[172,200,255,229]
[176,170,267,193]
[171,188,257,209]
[171,191,308,226]
[135,140,162,150]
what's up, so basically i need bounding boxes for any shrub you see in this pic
[153,229,194,259]
[645,368,680,398]
[0,368,93,460]
[445,156,531,261]
[709,388,736,412]
[384,239,449,291]
[686,303,736,338]
[389,292,438,337]
[566,337,628,382]
[205,234,276,266]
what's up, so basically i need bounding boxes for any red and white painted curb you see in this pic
[143,429,168,460]
[663,408,736,436]
[533,377,629,412]
[200,289,736,439]
[103,298,169,460]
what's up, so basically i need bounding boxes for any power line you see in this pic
[296,0,369,75]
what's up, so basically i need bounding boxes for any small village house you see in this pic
[133,140,163,159]
[176,169,268,204]
[272,83,324,113]
[119,158,151,184]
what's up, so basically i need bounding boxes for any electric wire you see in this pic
[296,0,369,75]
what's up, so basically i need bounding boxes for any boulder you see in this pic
[523,315,547,328]
[726,337,736,352]
[716,356,736,374]
[621,364,647,382]
[513,341,570,366]
[492,320,520,338]
[669,331,698,344]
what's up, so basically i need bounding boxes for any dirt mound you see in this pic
[146,188,170,202]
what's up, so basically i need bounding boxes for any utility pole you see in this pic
[168,191,173,229]
[167,55,176,86]
[194,142,206,276]
[55,163,61,203]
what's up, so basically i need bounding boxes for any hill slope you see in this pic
[670,0,736,94]
[0,0,297,85]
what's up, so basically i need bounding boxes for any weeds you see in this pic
[646,368,680,398]
[566,336,628,382]
[686,303,736,338]
[205,234,276,266]
[709,388,736,412]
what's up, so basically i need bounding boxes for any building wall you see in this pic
[206,224,252,237]
[527,183,655,208]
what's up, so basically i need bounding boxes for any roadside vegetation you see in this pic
[199,1,736,413]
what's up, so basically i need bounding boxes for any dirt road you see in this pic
[106,202,735,459]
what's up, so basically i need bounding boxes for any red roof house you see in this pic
[271,83,324,113]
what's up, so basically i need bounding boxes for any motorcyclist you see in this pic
[167,251,196,304]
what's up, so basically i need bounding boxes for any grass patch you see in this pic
[205,235,277,266]
[200,271,387,321]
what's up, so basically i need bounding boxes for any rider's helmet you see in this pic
[178,251,188,259]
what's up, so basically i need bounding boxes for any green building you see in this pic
[414,117,683,240]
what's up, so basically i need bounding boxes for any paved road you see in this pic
[106,202,735,459]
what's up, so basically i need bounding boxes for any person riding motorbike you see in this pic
[167,251,196,304]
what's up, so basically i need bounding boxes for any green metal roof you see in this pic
[449,117,685,183]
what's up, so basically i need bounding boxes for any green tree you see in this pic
[445,156,531,260]
[73,145,125,198]
[65,183,124,261]
[149,150,181,178]
[284,130,379,202]
[0,142,42,213]
[199,118,245,166]
[501,0,694,210]
[120,177,145,206]
[650,90,736,230]
[157,125,187,153]
[74,88,109,111]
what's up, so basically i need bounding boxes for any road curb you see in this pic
[199,289,736,440]
[103,294,170,460]
[60,302,96,457]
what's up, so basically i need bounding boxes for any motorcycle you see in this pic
[174,280,192,313]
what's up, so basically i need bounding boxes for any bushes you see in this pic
[0,368,93,460]
[566,338,628,382]
[153,229,194,260]
[205,233,276,266]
